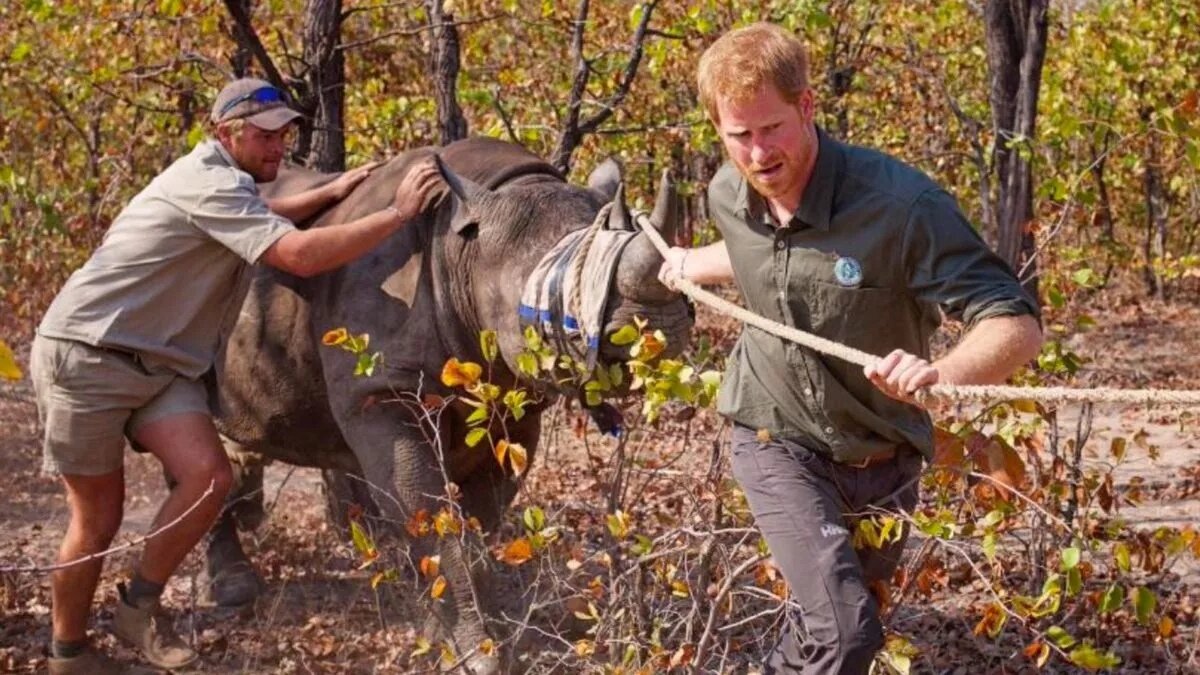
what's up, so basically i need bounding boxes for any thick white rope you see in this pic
[634,212,1200,407]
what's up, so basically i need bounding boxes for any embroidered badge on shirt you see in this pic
[833,256,864,288]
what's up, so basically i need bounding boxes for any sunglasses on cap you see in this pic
[218,86,287,117]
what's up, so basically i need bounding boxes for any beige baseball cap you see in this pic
[211,77,301,130]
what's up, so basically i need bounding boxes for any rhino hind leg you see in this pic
[321,467,382,531]
[203,437,267,607]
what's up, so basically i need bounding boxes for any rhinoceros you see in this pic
[205,137,692,673]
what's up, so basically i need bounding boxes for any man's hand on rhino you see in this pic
[329,161,381,200]
[656,246,689,292]
[389,160,443,224]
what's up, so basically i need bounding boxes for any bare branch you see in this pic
[550,0,659,174]
[1,481,217,574]
[220,0,289,89]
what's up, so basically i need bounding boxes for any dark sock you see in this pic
[51,638,87,659]
[123,572,165,607]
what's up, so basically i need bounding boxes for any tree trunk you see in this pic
[426,0,468,146]
[301,0,346,172]
[1140,104,1169,299]
[984,0,1048,294]
[226,0,255,76]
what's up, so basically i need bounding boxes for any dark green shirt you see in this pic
[711,128,1039,463]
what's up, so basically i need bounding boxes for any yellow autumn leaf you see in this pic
[441,358,482,388]
[321,327,349,346]
[575,640,595,657]
[0,340,22,381]
[508,441,528,475]
[431,575,447,599]
[434,509,462,537]
[412,637,433,657]
[478,638,496,656]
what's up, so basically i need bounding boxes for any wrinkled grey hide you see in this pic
[208,138,691,673]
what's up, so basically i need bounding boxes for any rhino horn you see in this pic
[433,153,492,234]
[648,168,680,243]
[605,182,635,232]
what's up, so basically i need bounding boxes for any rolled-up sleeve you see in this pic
[190,174,296,264]
[902,189,1039,328]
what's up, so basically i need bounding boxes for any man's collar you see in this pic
[735,126,840,230]
[206,138,239,169]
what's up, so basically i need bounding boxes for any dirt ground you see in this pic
[2,298,1199,673]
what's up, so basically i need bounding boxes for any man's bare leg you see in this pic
[131,412,233,584]
[52,470,125,644]
[109,412,232,670]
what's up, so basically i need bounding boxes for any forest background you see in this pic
[1,1,1199,673]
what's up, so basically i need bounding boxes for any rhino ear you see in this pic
[605,182,635,232]
[434,154,491,234]
[587,157,623,201]
[648,168,681,243]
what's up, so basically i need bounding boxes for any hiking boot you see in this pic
[47,649,123,675]
[112,584,198,670]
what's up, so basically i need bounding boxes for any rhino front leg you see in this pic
[339,404,503,675]
[203,438,266,607]
[458,415,539,532]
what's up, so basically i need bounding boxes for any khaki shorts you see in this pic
[30,335,211,476]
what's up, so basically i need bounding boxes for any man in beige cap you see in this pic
[32,77,441,673]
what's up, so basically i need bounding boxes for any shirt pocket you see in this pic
[808,280,903,345]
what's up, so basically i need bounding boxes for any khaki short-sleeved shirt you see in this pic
[711,128,1039,463]
[38,139,295,379]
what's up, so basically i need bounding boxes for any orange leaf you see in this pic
[420,555,440,580]
[430,575,447,599]
[322,327,349,346]
[575,639,595,657]
[508,442,528,475]
[478,638,496,656]
[406,509,431,537]
[669,643,694,669]
[441,358,482,388]
[869,579,892,614]
[1159,616,1175,639]
[643,334,664,356]
[1023,640,1049,667]
[932,427,965,467]
[499,538,534,566]
[493,439,509,468]
[973,602,1006,638]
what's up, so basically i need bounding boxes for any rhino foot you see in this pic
[205,561,263,607]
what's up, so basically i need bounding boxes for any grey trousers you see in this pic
[730,425,922,675]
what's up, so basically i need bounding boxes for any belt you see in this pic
[843,447,896,469]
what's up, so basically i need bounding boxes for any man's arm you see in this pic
[656,241,736,290]
[266,162,379,223]
[260,160,440,278]
[866,314,1043,402]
